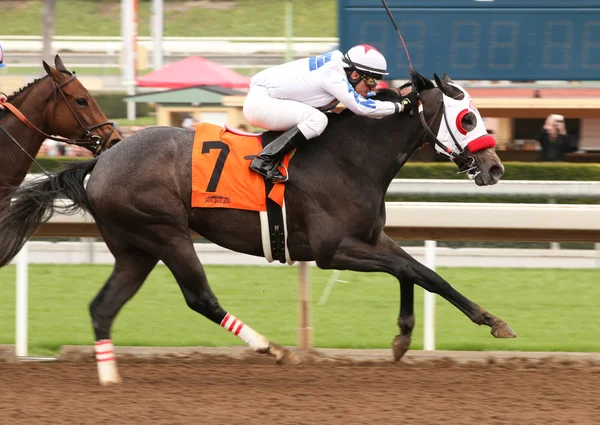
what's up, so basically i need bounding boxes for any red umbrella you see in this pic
[137,56,250,89]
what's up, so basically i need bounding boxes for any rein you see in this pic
[381,0,478,178]
[0,74,116,157]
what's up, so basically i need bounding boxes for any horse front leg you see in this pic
[315,233,515,360]
[393,279,415,361]
[408,260,517,339]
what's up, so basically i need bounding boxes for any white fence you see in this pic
[1,35,338,69]
[24,174,600,200]
[1,35,338,55]
[13,241,600,268]
[11,196,600,357]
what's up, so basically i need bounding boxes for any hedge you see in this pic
[396,161,600,181]
[91,92,151,119]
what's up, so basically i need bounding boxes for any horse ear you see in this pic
[434,73,464,99]
[410,70,435,92]
[42,60,53,76]
[442,73,452,83]
[43,60,61,81]
[54,55,69,73]
[434,73,451,95]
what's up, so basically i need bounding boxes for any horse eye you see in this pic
[461,112,477,132]
[75,98,88,106]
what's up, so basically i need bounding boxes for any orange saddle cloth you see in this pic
[191,122,291,211]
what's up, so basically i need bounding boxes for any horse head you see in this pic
[41,55,121,154]
[408,71,504,186]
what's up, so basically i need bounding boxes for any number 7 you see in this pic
[202,141,230,192]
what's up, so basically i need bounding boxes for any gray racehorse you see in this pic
[0,72,515,384]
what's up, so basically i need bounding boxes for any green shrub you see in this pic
[30,157,89,174]
[396,162,600,181]
[92,92,151,120]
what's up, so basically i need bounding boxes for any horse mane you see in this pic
[5,69,72,102]
[6,76,49,102]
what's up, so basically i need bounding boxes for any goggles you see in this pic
[361,74,379,89]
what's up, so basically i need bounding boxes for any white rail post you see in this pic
[16,242,29,357]
[423,240,437,351]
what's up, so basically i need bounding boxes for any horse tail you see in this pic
[0,158,98,267]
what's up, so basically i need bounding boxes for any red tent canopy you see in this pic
[136,56,250,89]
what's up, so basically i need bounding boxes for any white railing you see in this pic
[387,179,600,200]
[1,35,338,55]
[12,198,600,357]
[24,175,600,200]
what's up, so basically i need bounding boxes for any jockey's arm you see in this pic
[321,67,401,118]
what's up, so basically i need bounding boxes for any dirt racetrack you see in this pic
[1,348,600,425]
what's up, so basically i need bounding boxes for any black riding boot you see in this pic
[250,126,306,182]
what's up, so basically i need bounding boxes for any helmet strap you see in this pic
[345,69,362,87]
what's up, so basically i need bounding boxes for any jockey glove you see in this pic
[400,91,419,114]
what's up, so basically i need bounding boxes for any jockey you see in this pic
[244,44,418,182]
[0,43,7,104]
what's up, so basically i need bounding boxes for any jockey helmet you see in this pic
[0,44,6,68]
[343,44,388,80]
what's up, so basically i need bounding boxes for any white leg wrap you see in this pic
[220,313,269,351]
[95,339,121,385]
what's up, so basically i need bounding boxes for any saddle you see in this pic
[191,123,293,264]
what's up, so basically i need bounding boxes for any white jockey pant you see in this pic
[243,85,328,140]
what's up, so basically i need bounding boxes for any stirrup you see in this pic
[268,163,289,183]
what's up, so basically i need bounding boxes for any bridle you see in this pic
[0,73,116,159]
[416,96,479,178]
[381,0,479,179]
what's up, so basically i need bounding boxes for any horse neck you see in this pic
[0,80,54,188]
[340,113,427,190]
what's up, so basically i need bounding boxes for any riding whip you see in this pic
[380,0,413,71]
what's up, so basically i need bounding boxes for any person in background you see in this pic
[181,114,195,129]
[535,114,578,162]
[0,43,8,104]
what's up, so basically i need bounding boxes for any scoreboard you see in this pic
[338,0,600,81]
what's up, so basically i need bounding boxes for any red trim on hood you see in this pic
[467,135,496,152]
[455,109,469,135]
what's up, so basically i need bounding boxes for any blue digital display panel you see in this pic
[339,1,600,80]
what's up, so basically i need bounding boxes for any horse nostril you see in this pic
[489,164,505,178]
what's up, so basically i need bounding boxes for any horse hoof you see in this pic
[276,350,301,366]
[491,321,517,338]
[392,335,411,361]
[268,343,301,366]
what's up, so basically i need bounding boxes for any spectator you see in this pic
[181,114,195,129]
[535,114,578,162]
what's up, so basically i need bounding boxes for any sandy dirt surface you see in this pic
[1,348,600,425]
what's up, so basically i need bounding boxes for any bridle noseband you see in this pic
[0,73,116,158]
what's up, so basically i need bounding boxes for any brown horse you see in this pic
[0,72,515,385]
[0,55,121,200]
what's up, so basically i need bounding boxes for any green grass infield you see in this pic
[1,264,599,356]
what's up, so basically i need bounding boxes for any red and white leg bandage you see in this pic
[94,339,121,384]
[220,313,269,350]
[95,339,116,363]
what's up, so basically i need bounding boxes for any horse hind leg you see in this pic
[148,229,300,366]
[89,233,159,385]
